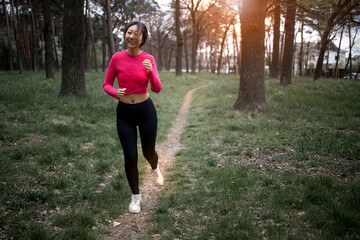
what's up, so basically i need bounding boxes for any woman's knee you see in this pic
[124,152,138,167]
[143,150,158,162]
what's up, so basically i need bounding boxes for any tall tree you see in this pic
[233,0,267,111]
[334,25,345,78]
[183,0,214,74]
[29,0,38,71]
[105,0,115,59]
[102,9,107,72]
[42,0,55,79]
[269,0,281,78]
[298,11,305,77]
[3,0,14,71]
[217,15,235,75]
[299,0,360,80]
[10,0,23,74]
[280,0,297,86]
[60,0,86,97]
[175,0,183,76]
[87,0,98,72]
[344,19,359,77]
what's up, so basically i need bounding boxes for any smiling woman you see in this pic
[102,21,164,214]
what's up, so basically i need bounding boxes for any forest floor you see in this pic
[1,72,359,240]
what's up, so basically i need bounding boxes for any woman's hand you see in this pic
[117,88,126,98]
[142,59,152,73]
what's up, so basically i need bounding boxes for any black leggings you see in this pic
[116,98,158,194]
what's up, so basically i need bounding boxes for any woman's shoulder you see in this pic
[112,50,127,58]
[142,51,155,61]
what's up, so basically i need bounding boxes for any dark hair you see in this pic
[124,22,148,47]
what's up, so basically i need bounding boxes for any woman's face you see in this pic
[125,25,143,49]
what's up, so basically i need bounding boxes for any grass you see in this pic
[1,71,359,239]
[146,75,360,240]
[0,70,208,239]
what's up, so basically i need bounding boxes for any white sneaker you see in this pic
[129,193,141,213]
[153,166,164,186]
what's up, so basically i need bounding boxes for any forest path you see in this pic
[105,84,209,240]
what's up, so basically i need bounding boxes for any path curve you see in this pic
[105,84,209,240]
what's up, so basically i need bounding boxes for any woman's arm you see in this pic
[102,56,119,99]
[147,56,162,93]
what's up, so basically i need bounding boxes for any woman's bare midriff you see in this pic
[119,93,150,104]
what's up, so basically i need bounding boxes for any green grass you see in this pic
[147,75,360,240]
[1,71,359,239]
[0,70,208,239]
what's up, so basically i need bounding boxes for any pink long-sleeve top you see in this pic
[102,50,162,99]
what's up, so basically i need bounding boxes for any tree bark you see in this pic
[102,10,106,72]
[298,19,304,76]
[30,0,38,72]
[334,25,344,78]
[280,0,297,86]
[106,0,115,59]
[233,0,266,111]
[175,0,183,75]
[217,16,234,74]
[10,0,23,74]
[184,30,189,73]
[42,0,55,79]
[60,0,86,97]
[270,0,280,78]
[191,15,197,74]
[87,1,98,72]
[3,0,14,71]
[313,0,353,80]
[51,19,59,72]
[84,0,90,72]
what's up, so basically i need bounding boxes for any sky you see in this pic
[156,0,171,11]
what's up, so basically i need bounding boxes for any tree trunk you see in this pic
[198,44,202,72]
[106,0,115,59]
[334,25,344,78]
[233,0,266,111]
[60,0,86,97]
[87,2,98,72]
[191,16,197,74]
[232,24,238,74]
[30,0,38,72]
[184,30,189,73]
[217,17,234,75]
[175,0,183,76]
[157,30,163,71]
[280,0,296,86]
[167,43,173,71]
[84,0,90,72]
[10,0,23,74]
[344,19,359,78]
[42,0,55,79]
[347,19,352,78]
[305,41,310,75]
[270,0,280,78]
[298,19,304,76]
[51,19,59,72]
[102,10,106,72]
[325,45,330,76]
[279,32,285,69]
[3,0,14,71]
[37,16,44,70]
[313,0,353,80]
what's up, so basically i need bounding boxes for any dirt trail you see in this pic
[105,85,208,240]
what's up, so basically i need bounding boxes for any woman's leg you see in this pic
[138,99,158,170]
[116,104,140,195]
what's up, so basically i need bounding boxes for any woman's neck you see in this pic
[126,48,142,56]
